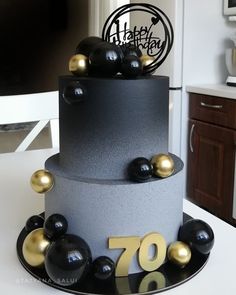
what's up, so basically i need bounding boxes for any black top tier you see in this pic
[58,75,169,180]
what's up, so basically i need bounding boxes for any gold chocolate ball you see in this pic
[30,169,54,193]
[22,228,50,267]
[167,241,191,268]
[69,54,88,76]
[140,55,155,67]
[151,154,175,178]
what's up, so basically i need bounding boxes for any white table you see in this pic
[0,149,236,294]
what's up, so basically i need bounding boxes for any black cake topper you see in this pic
[102,3,174,74]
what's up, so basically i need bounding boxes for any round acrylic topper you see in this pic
[102,3,174,74]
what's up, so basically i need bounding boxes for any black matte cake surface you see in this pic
[58,75,169,180]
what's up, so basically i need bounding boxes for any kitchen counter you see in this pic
[0,149,236,294]
[186,84,236,99]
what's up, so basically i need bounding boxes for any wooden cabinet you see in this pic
[187,93,236,225]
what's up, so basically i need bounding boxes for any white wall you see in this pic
[89,0,130,36]
[182,0,235,85]
[181,0,236,196]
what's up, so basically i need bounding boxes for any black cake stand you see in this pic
[16,213,209,295]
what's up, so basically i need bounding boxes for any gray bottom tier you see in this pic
[45,155,184,274]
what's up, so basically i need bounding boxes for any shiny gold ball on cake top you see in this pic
[151,154,174,178]
[69,54,88,76]
[30,169,54,194]
[140,55,155,68]
[22,228,50,267]
[167,241,191,268]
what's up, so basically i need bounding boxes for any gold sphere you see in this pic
[151,154,175,178]
[30,169,54,193]
[69,54,88,76]
[140,55,155,67]
[167,241,191,268]
[140,55,155,74]
[22,228,50,267]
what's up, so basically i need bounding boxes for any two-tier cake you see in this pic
[17,3,214,294]
[45,75,184,275]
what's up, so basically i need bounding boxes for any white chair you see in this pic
[0,91,59,152]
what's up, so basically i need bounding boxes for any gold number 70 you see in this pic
[109,232,167,277]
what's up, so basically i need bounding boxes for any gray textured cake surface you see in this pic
[59,76,169,180]
[45,156,184,274]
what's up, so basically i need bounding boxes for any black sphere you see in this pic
[128,157,153,182]
[121,55,143,78]
[75,36,103,57]
[25,215,44,232]
[178,219,214,255]
[44,214,68,240]
[89,42,122,77]
[92,256,115,280]
[45,234,92,286]
[120,43,142,58]
[63,81,86,104]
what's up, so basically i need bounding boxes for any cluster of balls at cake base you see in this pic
[68,36,155,79]
[22,214,115,286]
[21,212,214,287]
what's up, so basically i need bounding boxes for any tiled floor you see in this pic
[0,123,52,153]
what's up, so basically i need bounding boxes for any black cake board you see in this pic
[16,213,209,295]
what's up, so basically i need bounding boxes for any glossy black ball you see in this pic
[128,157,153,182]
[44,214,68,240]
[92,256,115,280]
[89,42,122,77]
[63,81,86,104]
[178,219,214,255]
[25,215,44,232]
[121,55,143,78]
[45,234,92,286]
[120,43,142,57]
[75,36,103,57]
